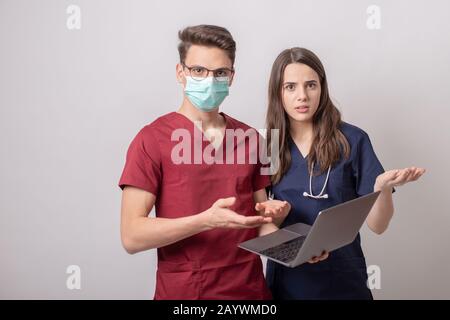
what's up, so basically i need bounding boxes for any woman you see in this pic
[264,47,425,299]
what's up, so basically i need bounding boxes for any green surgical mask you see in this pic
[184,76,229,112]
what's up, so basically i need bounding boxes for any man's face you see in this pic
[176,45,234,87]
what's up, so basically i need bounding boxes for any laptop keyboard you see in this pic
[260,236,307,263]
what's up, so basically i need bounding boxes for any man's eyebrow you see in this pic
[189,65,232,70]
[212,66,233,70]
[189,64,205,68]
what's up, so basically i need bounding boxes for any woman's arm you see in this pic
[366,167,426,234]
[253,189,281,236]
[253,189,293,236]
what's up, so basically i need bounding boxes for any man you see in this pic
[118,25,289,299]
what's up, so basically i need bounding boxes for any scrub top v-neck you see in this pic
[118,111,272,300]
[266,122,387,300]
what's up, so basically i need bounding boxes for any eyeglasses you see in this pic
[182,62,234,81]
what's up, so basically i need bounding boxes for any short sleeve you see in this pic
[118,127,161,195]
[352,131,385,197]
[252,134,271,192]
[253,163,271,192]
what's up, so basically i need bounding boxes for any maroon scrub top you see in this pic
[118,112,272,300]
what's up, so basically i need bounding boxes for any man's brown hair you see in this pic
[178,25,236,66]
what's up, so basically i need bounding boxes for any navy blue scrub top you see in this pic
[266,122,388,300]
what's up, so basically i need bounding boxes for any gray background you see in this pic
[1,0,449,299]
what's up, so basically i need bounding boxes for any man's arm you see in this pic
[121,186,271,254]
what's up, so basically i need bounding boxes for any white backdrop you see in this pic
[1,0,449,299]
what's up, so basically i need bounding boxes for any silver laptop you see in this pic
[238,191,380,267]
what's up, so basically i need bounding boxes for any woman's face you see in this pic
[281,63,321,124]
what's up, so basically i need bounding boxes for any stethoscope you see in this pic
[267,161,332,200]
[302,161,331,199]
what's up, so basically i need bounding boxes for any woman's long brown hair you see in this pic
[266,47,350,184]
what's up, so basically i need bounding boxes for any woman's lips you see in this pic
[295,106,309,113]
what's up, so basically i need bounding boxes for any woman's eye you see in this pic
[308,83,316,89]
[285,84,295,91]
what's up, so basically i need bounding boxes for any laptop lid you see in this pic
[292,191,381,267]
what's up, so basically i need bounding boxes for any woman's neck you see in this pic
[290,120,314,143]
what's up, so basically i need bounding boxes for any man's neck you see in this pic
[177,98,225,130]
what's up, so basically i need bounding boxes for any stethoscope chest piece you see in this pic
[303,161,331,200]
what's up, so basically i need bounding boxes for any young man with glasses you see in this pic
[118,25,290,299]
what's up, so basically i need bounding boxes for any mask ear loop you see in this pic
[303,161,331,199]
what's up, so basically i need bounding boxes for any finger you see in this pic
[391,170,402,181]
[389,169,400,178]
[246,219,272,228]
[227,217,271,229]
[227,222,255,229]
[242,215,265,225]
[403,168,416,180]
[415,168,426,178]
[308,258,319,264]
[402,168,411,176]
[272,207,281,216]
[409,169,422,181]
[318,251,329,261]
[402,170,412,182]
[389,169,400,177]
[262,209,270,217]
[255,202,266,211]
[260,202,279,213]
[413,168,426,179]
[379,169,399,186]
[263,210,277,218]
[391,169,409,185]
[272,203,286,212]
[243,215,273,226]
[216,197,236,208]
[263,217,273,223]
[225,210,260,225]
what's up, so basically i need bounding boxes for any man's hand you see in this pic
[203,197,272,230]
